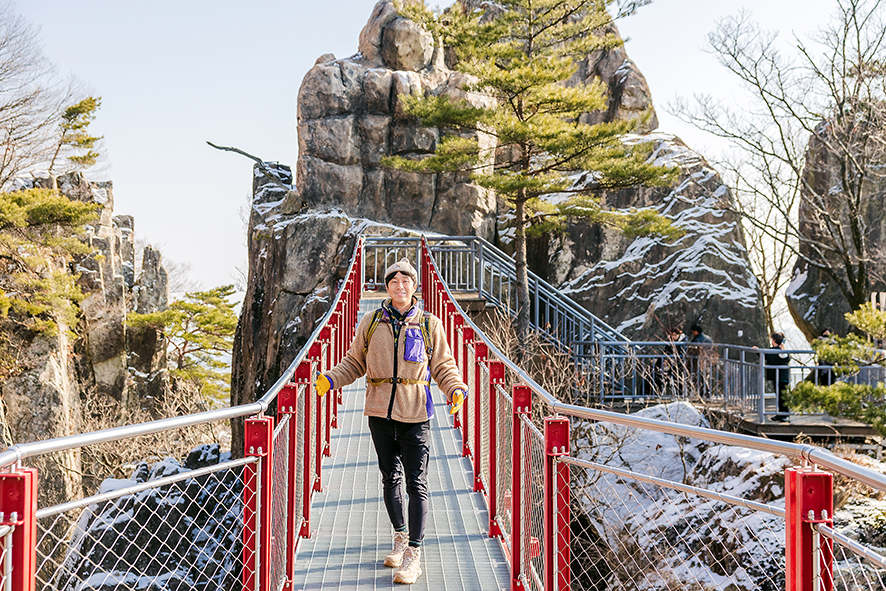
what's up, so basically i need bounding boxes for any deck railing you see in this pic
[575,340,886,420]
[0,238,363,591]
[363,235,626,347]
[2,233,886,590]
[420,236,886,591]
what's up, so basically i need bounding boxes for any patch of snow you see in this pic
[785,266,808,299]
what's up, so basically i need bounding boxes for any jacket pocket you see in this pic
[403,328,426,363]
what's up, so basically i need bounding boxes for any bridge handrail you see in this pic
[0,235,365,472]
[422,238,886,494]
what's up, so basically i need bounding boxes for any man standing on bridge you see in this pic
[314,257,467,585]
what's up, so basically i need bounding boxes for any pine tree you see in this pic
[386,0,678,342]
[789,303,886,435]
[48,96,102,179]
[0,188,98,343]
[128,285,239,403]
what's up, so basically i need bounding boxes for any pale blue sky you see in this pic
[14,0,835,292]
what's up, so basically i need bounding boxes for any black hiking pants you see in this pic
[368,416,430,546]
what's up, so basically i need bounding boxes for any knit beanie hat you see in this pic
[384,258,418,285]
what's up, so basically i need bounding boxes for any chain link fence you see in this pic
[816,522,886,590]
[35,455,253,591]
[0,524,12,591]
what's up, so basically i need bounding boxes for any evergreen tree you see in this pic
[0,188,98,342]
[128,285,238,403]
[386,0,678,341]
[789,302,886,435]
[48,96,102,178]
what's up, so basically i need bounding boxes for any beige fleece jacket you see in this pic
[325,301,467,423]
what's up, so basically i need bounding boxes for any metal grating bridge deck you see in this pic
[292,299,510,590]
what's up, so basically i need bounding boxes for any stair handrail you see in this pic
[423,235,626,342]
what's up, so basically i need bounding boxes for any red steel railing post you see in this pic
[0,466,37,591]
[511,385,532,591]
[451,313,464,432]
[786,467,834,591]
[331,313,341,429]
[488,360,504,535]
[460,326,474,456]
[243,417,273,591]
[319,327,333,456]
[308,342,323,492]
[295,361,313,538]
[473,342,488,492]
[278,384,300,589]
[544,417,571,591]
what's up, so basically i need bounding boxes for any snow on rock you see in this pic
[541,134,767,346]
[571,402,886,589]
[55,443,241,591]
[571,402,787,590]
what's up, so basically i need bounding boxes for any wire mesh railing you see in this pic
[0,524,13,591]
[420,234,886,591]
[35,456,254,591]
[816,522,886,590]
[575,340,886,420]
[0,237,363,591]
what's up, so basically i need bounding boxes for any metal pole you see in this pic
[511,385,532,591]
[488,361,504,537]
[279,383,300,588]
[758,351,766,423]
[0,468,36,591]
[244,417,272,591]
[462,327,475,457]
[785,468,834,591]
[297,362,313,538]
[544,418,570,591]
[474,342,488,492]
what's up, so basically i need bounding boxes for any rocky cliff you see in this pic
[786,128,886,341]
[2,172,170,503]
[543,134,766,344]
[230,0,768,437]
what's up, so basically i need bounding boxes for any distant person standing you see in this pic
[765,332,791,422]
[687,324,715,398]
[660,327,687,397]
[689,324,712,345]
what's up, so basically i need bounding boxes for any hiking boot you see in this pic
[393,546,422,584]
[384,531,409,568]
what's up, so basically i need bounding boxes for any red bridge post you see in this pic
[243,417,273,591]
[461,326,474,457]
[473,340,488,492]
[278,384,300,590]
[295,361,313,538]
[309,342,324,491]
[786,467,834,591]
[544,417,571,591]
[0,466,37,591]
[511,385,532,590]
[487,360,504,536]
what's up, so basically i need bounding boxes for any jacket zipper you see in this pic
[387,320,399,420]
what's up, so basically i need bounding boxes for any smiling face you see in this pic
[386,272,416,312]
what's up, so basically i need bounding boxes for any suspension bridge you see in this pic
[1,235,886,590]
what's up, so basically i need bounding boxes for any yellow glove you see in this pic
[450,389,465,415]
[315,373,331,397]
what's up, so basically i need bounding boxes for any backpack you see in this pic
[363,307,434,359]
